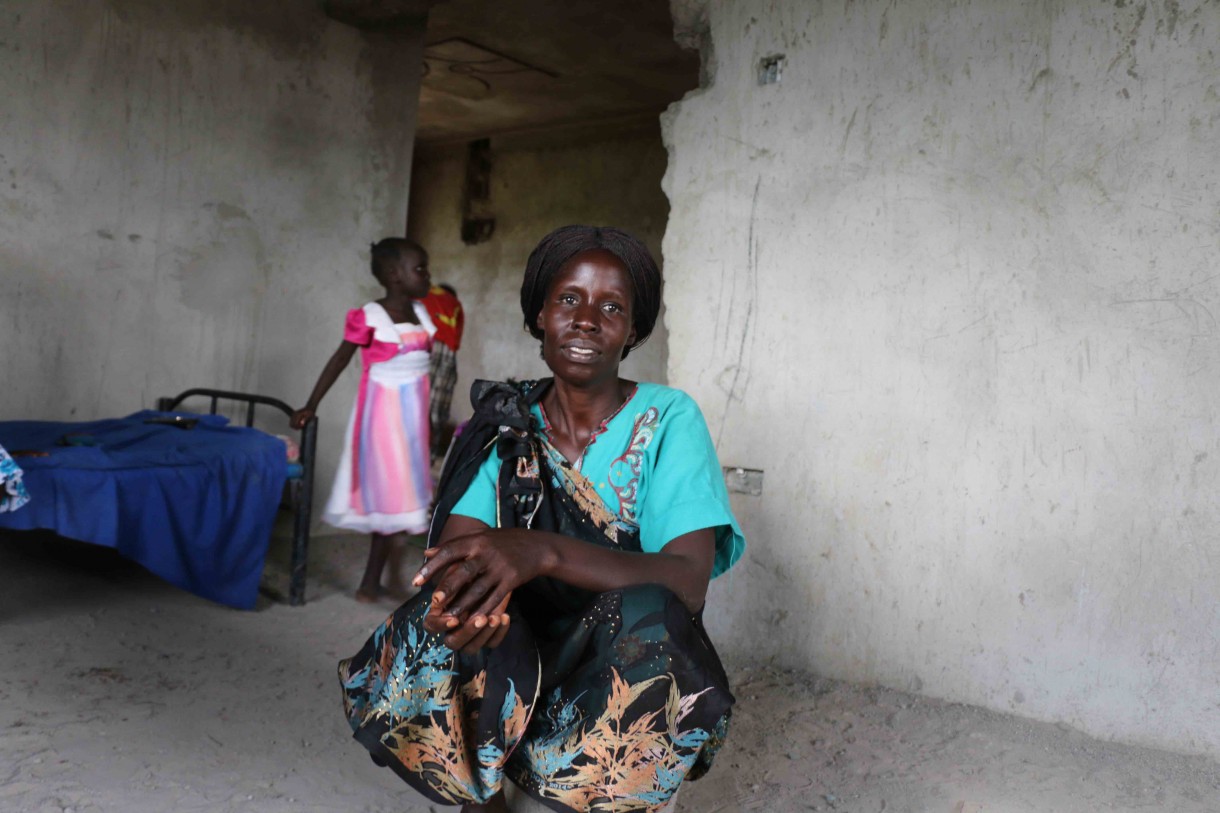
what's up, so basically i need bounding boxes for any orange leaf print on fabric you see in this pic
[519,668,717,813]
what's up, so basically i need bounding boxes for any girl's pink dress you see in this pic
[322,301,435,535]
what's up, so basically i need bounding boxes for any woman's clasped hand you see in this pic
[415,522,549,652]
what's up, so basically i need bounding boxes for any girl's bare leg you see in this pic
[461,792,509,812]
[382,531,416,596]
[355,533,393,602]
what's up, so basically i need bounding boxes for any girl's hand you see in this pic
[290,408,315,430]
[414,529,552,639]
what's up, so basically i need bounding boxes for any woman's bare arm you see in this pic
[418,514,715,650]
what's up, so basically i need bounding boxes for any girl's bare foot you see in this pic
[357,534,394,603]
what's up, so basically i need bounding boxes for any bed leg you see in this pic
[289,417,318,606]
[289,488,309,606]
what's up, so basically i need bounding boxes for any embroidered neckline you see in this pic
[537,384,639,471]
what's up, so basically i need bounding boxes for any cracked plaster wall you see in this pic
[663,0,1220,757]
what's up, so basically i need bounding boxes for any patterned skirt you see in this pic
[339,578,732,812]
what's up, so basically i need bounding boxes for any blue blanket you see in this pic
[0,411,288,609]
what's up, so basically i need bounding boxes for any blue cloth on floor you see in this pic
[0,411,288,609]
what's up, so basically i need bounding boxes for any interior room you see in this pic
[3,1,1219,811]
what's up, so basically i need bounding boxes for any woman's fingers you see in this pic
[414,549,479,614]
[483,594,512,647]
[461,586,512,629]
[413,537,479,589]
[485,614,511,649]
[437,590,513,651]
[412,545,454,587]
[444,615,493,651]
[422,601,458,634]
[432,557,484,609]
[442,573,499,619]
[460,624,499,654]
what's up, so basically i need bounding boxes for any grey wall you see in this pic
[407,122,671,420]
[0,0,425,498]
[664,0,1220,757]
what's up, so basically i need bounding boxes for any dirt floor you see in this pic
[3,528,1219,813]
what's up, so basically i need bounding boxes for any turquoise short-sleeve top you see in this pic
[451,382,745,577]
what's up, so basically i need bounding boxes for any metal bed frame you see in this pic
[156,388,317,606]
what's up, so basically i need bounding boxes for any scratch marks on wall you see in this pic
[877,0,899,45]
[1110,297,1218,336]
[715,176,761,446]
[1027,67,1053,95]
[839,107,858,158]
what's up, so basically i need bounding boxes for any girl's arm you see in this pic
[291,341,358,429]
[418,513,715,650]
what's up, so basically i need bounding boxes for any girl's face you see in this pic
[385,250,431,298]
[536,249,636,387]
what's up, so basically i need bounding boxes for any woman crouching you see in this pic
[339,225,746,813]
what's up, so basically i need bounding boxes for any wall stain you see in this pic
[1107,1,1147,78]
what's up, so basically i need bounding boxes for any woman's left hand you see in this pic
[423,588,513,652]
[414,527,552,637]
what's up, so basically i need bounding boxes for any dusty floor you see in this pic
[2,528,1219,813]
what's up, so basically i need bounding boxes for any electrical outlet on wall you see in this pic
[723,466,764,496]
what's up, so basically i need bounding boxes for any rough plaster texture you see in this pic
[0,0,425,504]
[407,124,671,419]
[663,0,1220,757]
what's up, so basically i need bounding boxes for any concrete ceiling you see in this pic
[415,0,700,143]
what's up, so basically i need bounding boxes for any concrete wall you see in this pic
[407,122,670,418]
[0,0,425,500]
[664,0,1220,757]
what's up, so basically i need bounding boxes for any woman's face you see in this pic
[536,249,637,387]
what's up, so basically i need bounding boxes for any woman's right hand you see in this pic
[290,408,315,430]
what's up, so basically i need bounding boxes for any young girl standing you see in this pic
[292,238,436,602]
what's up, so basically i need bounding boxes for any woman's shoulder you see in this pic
[631,382,705,419]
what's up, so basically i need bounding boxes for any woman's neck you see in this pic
[542,377,633,459]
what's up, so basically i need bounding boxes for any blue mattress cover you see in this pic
[0,411,288,609]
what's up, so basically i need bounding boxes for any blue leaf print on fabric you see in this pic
[671,728,710,750]
[477,741,505,793]
[524,737,583,777]
[342,663,371,691]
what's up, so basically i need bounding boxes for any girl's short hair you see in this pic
[370,237,426,279]
[520,225,662,359]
